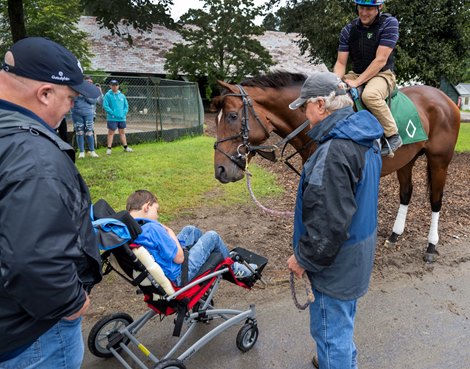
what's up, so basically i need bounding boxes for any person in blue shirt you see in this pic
[126,190,255,285]
[287,71,383,369]
[102,79,133,155]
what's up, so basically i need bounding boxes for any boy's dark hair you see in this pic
[126,190,158,212]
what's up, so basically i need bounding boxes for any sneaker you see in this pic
[106,148,112,155]
[78,152,85,159]
[233,262,258,279]
[380,133,402,158]
[123,146,133,152]
[89,151,99,158]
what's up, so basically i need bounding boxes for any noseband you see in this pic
[214,85,312,176]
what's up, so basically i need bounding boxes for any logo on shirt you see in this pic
[367,32,374,39]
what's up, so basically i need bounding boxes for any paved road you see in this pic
[82,256,470,369]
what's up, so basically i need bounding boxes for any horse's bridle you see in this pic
[214,84,270,170]
[214,84,312,176]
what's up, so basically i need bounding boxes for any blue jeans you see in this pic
[177,226,230,282]
[72,113,95,152]
[309,288,358,369]
[0,318,84,369]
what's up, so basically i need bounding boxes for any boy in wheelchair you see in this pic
[126,190,257,286]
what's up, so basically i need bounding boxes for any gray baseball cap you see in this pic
[289,71,347,110]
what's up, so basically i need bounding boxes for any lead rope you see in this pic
[245,165,312,309]
[290,272,314,310]
[245,169,294,217]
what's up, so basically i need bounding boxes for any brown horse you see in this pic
[213,71,461,262]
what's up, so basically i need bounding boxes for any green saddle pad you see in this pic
[355,91,427,145]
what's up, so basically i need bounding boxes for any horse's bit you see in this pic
[214,84,312,176]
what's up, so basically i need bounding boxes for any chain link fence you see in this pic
[70,75,204,147]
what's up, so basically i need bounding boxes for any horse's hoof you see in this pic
[384,232,399,247]
[423,243,439,263]
[423,252,438,263]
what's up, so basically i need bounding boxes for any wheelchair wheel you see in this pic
[154,358,187,369]
[88,312,133,358]
[236,322,259,352]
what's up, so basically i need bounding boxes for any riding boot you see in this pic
[381,133,403,158]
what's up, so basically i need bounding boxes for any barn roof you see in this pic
[77,16,326,76]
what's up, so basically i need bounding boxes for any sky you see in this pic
[170,0,284,24]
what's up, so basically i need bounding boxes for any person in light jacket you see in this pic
[102,79,133,155]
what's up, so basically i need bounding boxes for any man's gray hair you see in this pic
[307,91,353,112]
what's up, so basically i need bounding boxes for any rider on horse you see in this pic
[334,0,402,157]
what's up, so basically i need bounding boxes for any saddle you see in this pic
[350,86,427,145]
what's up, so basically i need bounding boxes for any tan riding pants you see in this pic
[344,70,398,137]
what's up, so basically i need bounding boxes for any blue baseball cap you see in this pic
[109,79,119,85]
[2,37,100,99]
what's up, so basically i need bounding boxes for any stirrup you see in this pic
[380,137,394,158]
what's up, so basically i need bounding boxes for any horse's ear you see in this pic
[210,95,223,112]
[217,80,238,94]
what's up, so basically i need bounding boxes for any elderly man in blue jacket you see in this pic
[287,71,383,369]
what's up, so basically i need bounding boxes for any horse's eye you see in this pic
[227,112,238,122]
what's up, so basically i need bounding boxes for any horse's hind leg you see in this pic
[423,156,451,263]
[384,158,417,247]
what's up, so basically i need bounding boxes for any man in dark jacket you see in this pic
[0,37,102,368]
[287,71,383,369]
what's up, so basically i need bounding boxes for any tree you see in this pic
[0,0,92,67]
[164,0,274,98]
[81,0,175,44]
[2,0,174,47]
[387,0,469,86]
[268,0,470,86]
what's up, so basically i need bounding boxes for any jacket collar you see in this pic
[0,99,75,162]
[307,107,355,143]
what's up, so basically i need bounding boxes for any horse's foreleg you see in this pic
[384,161,415,247]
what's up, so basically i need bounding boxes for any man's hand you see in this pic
[344,79,360,89]
[63,292,90,320]
[287,254,305,279]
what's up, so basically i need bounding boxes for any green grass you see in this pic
[76,136,284,222]
[455,123,470,152]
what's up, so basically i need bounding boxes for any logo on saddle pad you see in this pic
[406,120,417,138]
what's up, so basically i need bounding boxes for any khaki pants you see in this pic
[344,70,398,137]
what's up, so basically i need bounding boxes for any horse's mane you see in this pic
[240,70,307,89]
[212,70,307,110]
